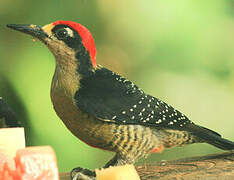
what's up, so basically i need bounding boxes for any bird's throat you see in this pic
[51,63,80,100]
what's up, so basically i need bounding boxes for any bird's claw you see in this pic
[71,167,96,180]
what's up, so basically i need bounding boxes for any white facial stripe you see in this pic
[64,27,74,37]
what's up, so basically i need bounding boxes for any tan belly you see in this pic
[50,87,115,150]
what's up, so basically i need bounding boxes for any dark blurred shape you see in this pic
[0,75,31,145]
[0,97,22,127]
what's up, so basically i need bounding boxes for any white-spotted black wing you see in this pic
[75,67,193,129]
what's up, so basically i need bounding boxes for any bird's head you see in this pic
[7,21,97,74]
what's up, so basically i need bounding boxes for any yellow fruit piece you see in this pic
[0,128,25,170]
[96,164,140,180]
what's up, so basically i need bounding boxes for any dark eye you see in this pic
[55,29,69,39]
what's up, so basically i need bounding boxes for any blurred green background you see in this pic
[1,0,234,172]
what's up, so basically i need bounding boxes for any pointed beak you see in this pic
[6,24,48,41]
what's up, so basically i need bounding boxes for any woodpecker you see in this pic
[7,21,234,179]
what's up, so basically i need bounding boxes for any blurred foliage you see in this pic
[1,0,234,172]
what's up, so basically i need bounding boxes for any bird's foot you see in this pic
[71,167,96,180]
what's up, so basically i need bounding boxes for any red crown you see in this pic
[53,20,97,67]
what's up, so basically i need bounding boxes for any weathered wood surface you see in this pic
[60,151,234,180]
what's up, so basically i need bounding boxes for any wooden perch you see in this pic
[137,151,234,179]
[60,151,234,179]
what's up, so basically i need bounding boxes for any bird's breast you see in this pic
[50,65,82,132]
[51,71,85,138]
[50,67,115,149]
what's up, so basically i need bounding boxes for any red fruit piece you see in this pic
[15,146,59,180]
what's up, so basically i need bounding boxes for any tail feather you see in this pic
[186,123,234,150]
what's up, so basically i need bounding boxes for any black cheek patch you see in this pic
[75,49,94,77]
[63,36,82,49]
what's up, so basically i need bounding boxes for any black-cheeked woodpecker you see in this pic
[7,21,234,180]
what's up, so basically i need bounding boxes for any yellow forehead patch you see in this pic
[42,23,55,36]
